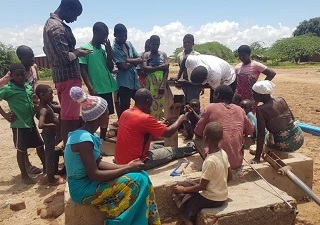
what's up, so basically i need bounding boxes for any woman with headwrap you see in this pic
[251,80,304,164]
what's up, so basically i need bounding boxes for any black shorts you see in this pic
[98,93,115,115]
[12,126,44,152]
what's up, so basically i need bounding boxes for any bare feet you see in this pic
[49,177,66,186]
[21,176,37,185]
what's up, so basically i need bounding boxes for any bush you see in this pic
[39,68,52,80]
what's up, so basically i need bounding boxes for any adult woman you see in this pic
[142,35,169,120]
[251,80,304,164]
[65,87,161,225]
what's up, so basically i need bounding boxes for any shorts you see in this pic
[12,126,44,152]
[98,93,115,115]
[55,78,82,120]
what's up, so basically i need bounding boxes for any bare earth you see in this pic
[0,66,319,224]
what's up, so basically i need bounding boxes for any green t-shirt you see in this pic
[79,43,118,94]
[0,81,34,128]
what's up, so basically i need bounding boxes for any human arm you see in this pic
[80,64,97,96]
[194,107,210,137]
[38,108,58,130]
[75,142,145,181]
[0,105,15,122]
[97,158,144,170]
[103,39,114,72]
[251,107,267,164]
[162,114,187,138]
[174,178,209,193]
[0,72,11,87]
[227,167,233,182]
[174,57,187,80]
[262,68,276,81]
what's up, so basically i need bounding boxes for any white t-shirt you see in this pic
[185,55,236,89]
[200,149,230,201]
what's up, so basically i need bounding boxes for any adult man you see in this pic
[178,54,236,103]
[112,23,143,118]
[79,22,118,140]
[114,88,195,169]
[194,85,254,170]
[43,0,91,144]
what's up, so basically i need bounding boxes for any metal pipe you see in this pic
[285,170,320,206]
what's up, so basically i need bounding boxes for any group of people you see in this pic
[0,0,305,224]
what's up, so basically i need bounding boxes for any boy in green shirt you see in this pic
[79,22,117,140]
[0,63,45,184]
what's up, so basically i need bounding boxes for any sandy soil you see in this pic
[0,66,319,224]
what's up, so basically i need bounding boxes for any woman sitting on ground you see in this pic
[64,87,161,225]
[251,80,304,164]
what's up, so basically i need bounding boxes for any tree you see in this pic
[267,35,320,63]
[173,41,236,63]
[0,42,18,77]
[293,17,320,37]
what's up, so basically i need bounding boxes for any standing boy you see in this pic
[79,22,118,140]
[173,122,232,225]
[176,34,202,103]
[43,0,92,145]
[35,84,65,186]
[0,63,45,184]
[112,23,143,118]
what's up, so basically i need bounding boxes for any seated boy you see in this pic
[173,122,232,225]
[183,99,202,140]
[240,99,257,139]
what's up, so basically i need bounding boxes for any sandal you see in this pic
[27,165,42,174]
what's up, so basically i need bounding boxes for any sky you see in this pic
[0,0,319,56]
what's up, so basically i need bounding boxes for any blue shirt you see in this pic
[247,111,258,136]
[112,41,140,90]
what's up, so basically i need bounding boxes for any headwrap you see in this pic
[252,80,275,95]
[70,86,108,121]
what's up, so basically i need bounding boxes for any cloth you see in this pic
[201,150,229,201]
[194,103,254,169]
[69,86,108,122]
[267,122,304,152]
[185,55,236,89]
[144,51,168,120]
[98,93,115,115]
[0,81,34,128]
[43,13,81,83]
[235,60,267,101]
[55,78,82,120]
[112,41,140,90]
[247,112,258,137]
[1,65,39,89]
[118,86,137,116]
[177,50,200,68]
[252,80,275,95]
[12,126,44,152]
[79,43,118,94]
[114,106,167,164]
[64,129,161,225]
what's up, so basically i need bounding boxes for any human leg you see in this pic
[145,144,195,169]
[98,93,114,140]
[118,86,133,117]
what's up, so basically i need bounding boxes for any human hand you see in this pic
[4,111,16,123]
[75,48,93,57]
[103,39,112,52]
[174,185,185,194]
[128,159,145,172]
[33,94,40,107]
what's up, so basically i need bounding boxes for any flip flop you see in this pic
[27,166,42,174]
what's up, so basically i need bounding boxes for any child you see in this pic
[232,93,242,106]
[0,63,45,184]
[35,84,65,186]
[183,99,202,140]
[240,99,257,139]
[173,122,232,225]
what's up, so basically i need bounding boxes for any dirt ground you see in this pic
[0,66,319,224]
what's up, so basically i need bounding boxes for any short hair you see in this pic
[114,23,127,35]
[238,45,251,55]
[190,66,208,84]
[9,63,25,74]
[135,88,153,105]
[93,22,108,34]
[214,85,234,104]
[16,45,33,60]
[183,34,195,43]
[59,0,82,15]
[35,84,51,98]
[204,122,223,142]
[149,35,160,44]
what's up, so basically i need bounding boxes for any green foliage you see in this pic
[173,41,236,63]
[0,42,18,77]
[267,35,320,63]
[39,68,53,80]
[293,17,320,37]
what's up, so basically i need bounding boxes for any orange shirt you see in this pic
[114,106,167,164]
